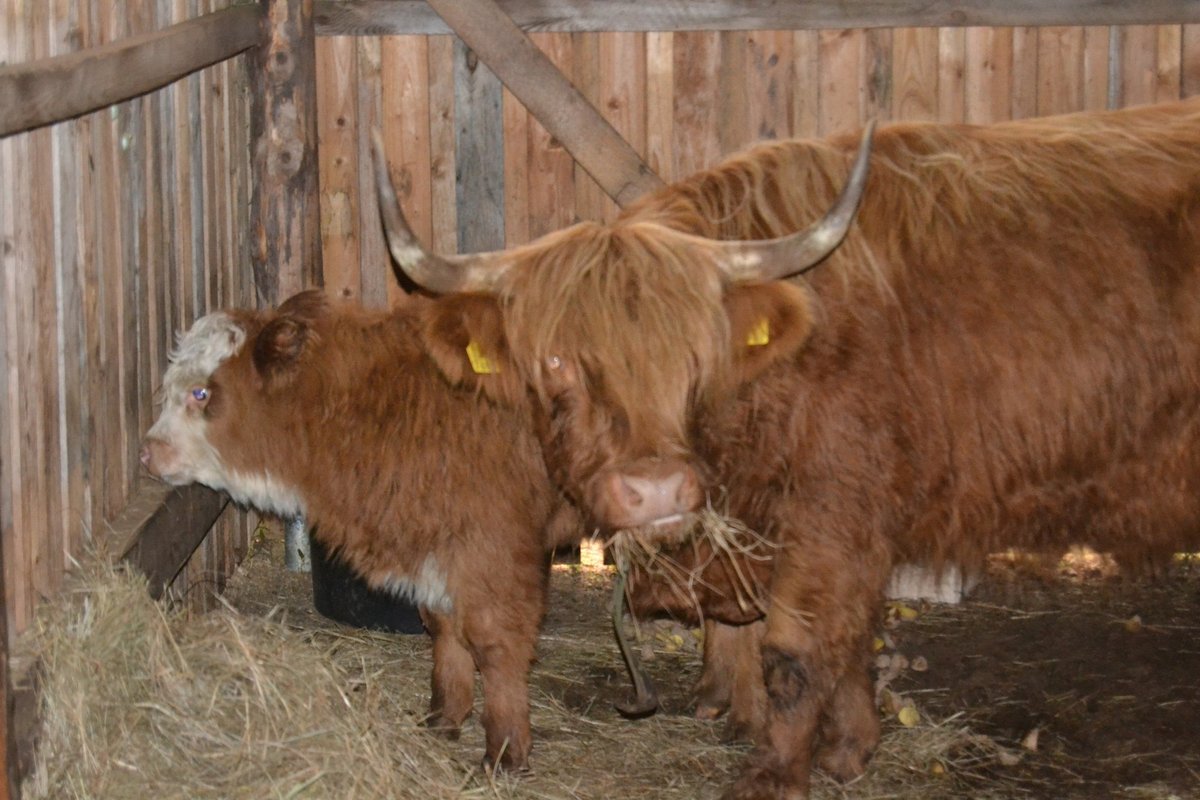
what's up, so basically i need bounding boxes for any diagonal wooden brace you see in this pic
[424,0,665,208]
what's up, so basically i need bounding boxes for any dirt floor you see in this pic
[223,534,1200,800]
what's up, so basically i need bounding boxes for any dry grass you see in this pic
[20,542,1051,800]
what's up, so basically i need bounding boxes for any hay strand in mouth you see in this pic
[607,499,780,622]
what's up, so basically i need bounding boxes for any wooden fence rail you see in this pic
[0,5,262,137]
[315,0,1200,36]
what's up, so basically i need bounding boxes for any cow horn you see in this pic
[716,120,875,283]
[371,129,512,294]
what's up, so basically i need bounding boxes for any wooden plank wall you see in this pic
[0,0,255,638]
[317,24,1200,297]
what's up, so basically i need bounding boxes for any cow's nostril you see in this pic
[139,444,151,467]
[617,476,646,509]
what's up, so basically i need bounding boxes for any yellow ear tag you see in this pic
[466,340,499,374]
[746,318,770,347]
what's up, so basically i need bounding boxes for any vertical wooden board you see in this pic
[454,37,505,252]
[502,82,530,245]
[717,31,750,155]
[571,33,607,222]
[0,135,27,631]
[673,31,721,178]
[644,31,673,180]
[525,32,576,239]
[382,35,433,265]
[428,37,458,259]
[893,28,938,122]
[317,36,361,304]
[51,0,89,562]
[1082,26,1111,110]
[1037,27,1084,115]
[1184,26,1200,98]
[1119,26,1160,107]
[1010,27,1040,119]
[863,28,893,124]
[818,29,864,135]
[744,30,793,141]
[790,30,820,138]
[937,28,966,122]
[964,27,1011,124]
[29,2,66,605]
[1156,25,1182,102]
[353,36,390,308]
[599,31,645,217]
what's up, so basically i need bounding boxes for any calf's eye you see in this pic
[191,387,209,402]
[546,355,563,370]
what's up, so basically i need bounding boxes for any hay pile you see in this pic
[20,545,1030,800]
[22,557,476,800]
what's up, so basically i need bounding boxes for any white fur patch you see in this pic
[161,312,246,397]
[380,556,453,614]
[886,563,978,604]
[224,469,305,519]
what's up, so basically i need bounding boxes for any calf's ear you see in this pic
[253,315,311,388]
[421,294,525,404]
[724,281,816,384]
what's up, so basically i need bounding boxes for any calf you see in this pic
[140,289,578,771]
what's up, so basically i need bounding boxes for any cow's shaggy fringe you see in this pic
[609,503,778,620]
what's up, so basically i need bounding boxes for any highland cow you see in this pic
[373,99,1200,798]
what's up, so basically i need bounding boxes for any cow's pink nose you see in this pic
[139,443,152,467]
[607,460,700,528]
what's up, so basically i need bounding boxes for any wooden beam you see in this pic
[315,0,1200,37]
[250,0,325,307]
[0,5,261,138]
[425,0,664,207]
[110,482,231,600]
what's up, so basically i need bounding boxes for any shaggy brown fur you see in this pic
[410,98,1200,799]
[140,290,579,771]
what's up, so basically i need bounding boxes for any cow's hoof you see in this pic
[722,761,809,800]
[423,714,462,741]
[815,739,874,783]
[482,752,531,776]
[695,701,727,721]
[720,714,762,745]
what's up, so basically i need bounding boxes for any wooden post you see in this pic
[251,0,324,307]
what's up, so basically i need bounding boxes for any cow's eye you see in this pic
[546,355,563,370]
[191,387,209,403]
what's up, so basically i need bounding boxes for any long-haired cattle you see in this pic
[375,100,1200,798]
[140,290,579,772]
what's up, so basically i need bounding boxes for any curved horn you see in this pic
[717,120,876,283]
[370,129,512,294]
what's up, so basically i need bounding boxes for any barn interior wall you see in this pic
[318,25,1200,305]
[2,14,1200,644]
[0,0,256,639]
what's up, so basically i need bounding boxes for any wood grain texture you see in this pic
[315,0,1200,36]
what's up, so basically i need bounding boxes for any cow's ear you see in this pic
[724,281,816,384]
[421,294,524,404]
[252,315,311,387]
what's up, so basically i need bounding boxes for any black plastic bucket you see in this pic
[308,534,425,634]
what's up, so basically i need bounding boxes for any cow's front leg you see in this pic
[815,645,879,782]
[424,611,476,738]
[467,623,537,772]
[695,619,767,743]
[725,534,887,800]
